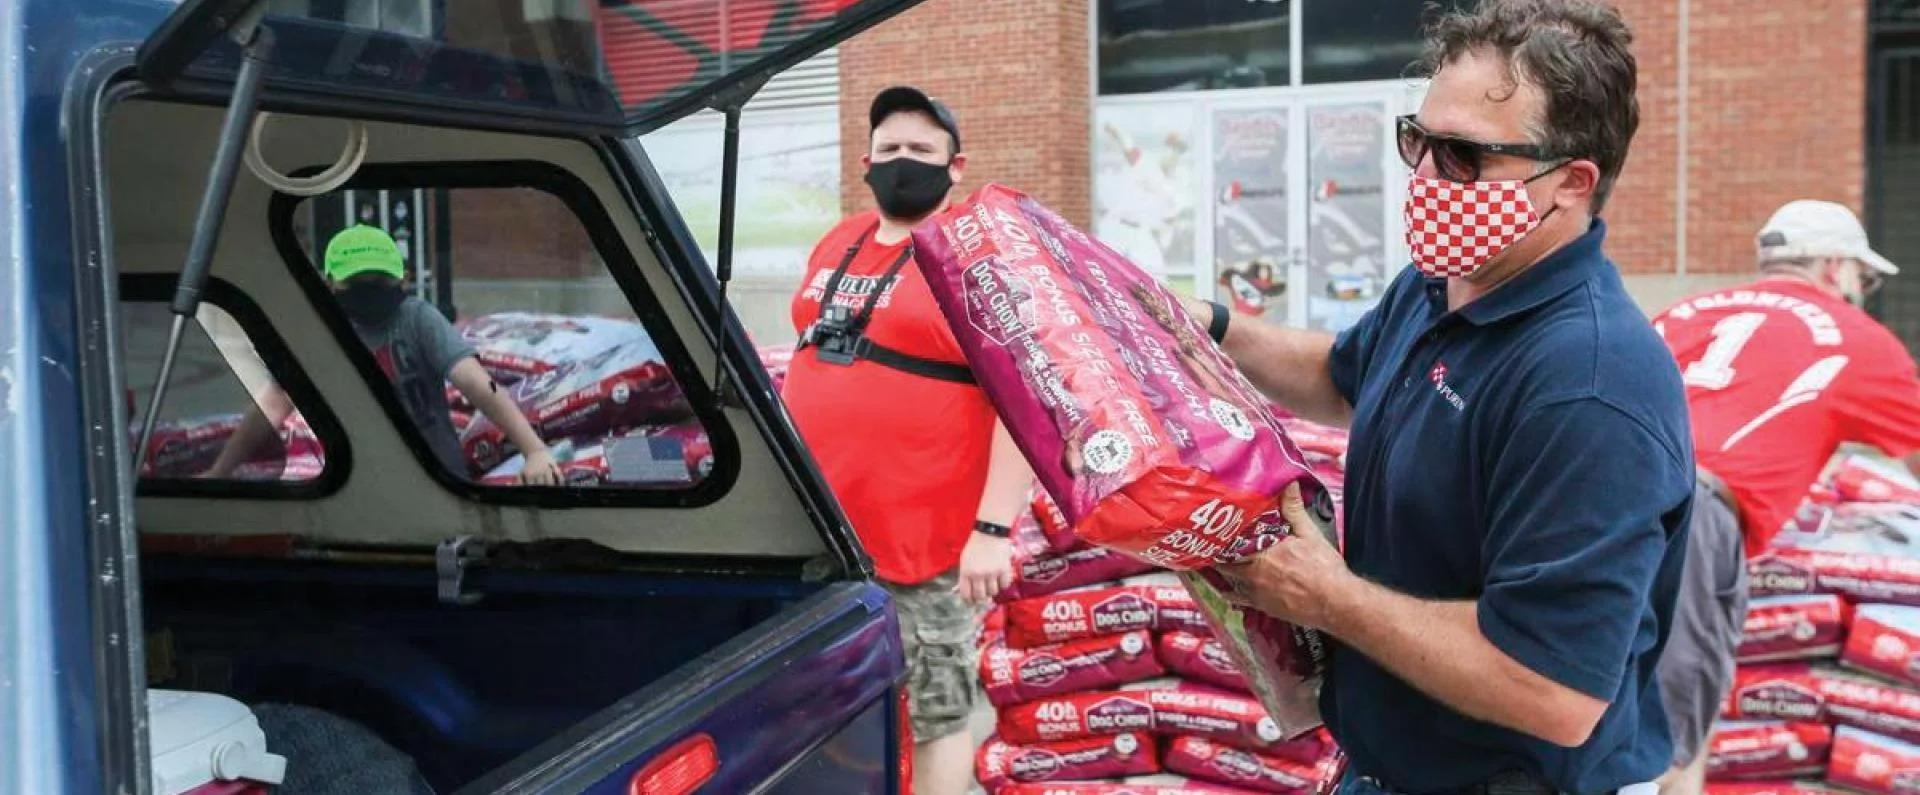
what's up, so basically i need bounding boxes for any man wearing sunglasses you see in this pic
[1648,200,1920,793]
[1191,1,1688,792]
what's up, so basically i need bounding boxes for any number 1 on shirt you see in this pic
[1683,312,1767,391]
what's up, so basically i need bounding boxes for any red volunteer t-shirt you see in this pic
[782,212,997,584]
[1654,278,1920,554]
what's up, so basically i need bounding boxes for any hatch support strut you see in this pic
[702,73,771,409]
[132,2,274,470]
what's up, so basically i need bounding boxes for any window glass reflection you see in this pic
[1303,1,1468,85]
[1097,0,1290,95]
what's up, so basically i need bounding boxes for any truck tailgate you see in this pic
[460,580,906,794]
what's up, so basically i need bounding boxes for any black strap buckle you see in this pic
[812,330,864,366]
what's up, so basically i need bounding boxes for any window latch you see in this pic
[436,535,487,606]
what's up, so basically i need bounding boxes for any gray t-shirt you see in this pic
[355,296,473,376]
[352,297,476,476]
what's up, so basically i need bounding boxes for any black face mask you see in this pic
[336,279,408,326]
[865,157,954,220]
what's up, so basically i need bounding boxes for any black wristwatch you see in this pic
[973,520,1012,538]
[1205,300,1231,345]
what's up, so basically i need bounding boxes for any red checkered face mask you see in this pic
[1404,174,1556,278]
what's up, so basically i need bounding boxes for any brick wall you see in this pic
[837,0,1091,228]
[1608,0,1867,277]
[1603,0,1680,276]
[836,0,1865,287]
[450,189,597,280]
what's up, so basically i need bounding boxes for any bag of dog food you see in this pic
[1005,585,1198,648]
[1158,631,1251,694]
[915,184,1333,737]
[1161,736,1343,795]
[140,414,244,477]
[1845,605,1920,689]
[1722,664,1920,744]
[1833,456,1920,505]
[1722,664,1830,722]
[460,341,692,473]
[461,312,646,381]
[1002,546,1160,602]
[1264,728,1339,768]
[975,733,1160,792]
[981,605,1008,649]
[1749,550,1831,599]
[1033,490,1079,554]
[1276,418,1347,462]
[1749,548,1920,606]
[1817,668,1920,745]
[1703,720,1830,780]
[1004,586,1162,648]
[1771,504,1920,560]
[1127,682,1287,753]
[1012,506,1058,561]
[141,410,329,480]
[914,183,1329,568]
[1702,783,1840,795]
[1152,585,1218,637]
[1827,726,1920,794]
[997,690,1157,744]
[1739,595,1852,663]
[446,378,474,413]
[757,343,794,393]
[981,631,1165,708]
[225,452,326,482]
[996,781,1267,795]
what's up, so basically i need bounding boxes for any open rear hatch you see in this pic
[126,0,935,561]
[136,0,923,135]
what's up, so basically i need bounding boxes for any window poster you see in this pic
[1211,107,1292,323]
[1094,100,1200,285]
[1306,103,1390,333]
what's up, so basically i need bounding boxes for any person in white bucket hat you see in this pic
[1649,198,1920,794]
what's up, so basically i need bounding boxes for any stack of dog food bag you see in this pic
[447,312,713,486]
[139,315,829,488]
[758,343,794,393]
[138,409,327,481]
[910,184,1347,794]
[1705,456,1920,793]
[974,491,1344,795]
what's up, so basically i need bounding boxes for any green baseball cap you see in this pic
[324,225,405,282]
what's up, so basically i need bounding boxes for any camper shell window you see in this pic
[267,162,736,504]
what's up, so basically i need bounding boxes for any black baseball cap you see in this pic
[869,86,962,153]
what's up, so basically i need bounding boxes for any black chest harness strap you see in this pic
[799,224,975,385]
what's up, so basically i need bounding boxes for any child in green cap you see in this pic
[209,225,560,485]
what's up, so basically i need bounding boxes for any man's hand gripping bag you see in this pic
[914,184,1335,739]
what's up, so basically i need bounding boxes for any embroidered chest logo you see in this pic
[1429,361,1467,411]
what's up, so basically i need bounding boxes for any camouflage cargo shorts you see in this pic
[883,569,981,743]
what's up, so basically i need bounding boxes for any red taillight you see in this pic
[629,734,720,795]
[896,687,914,794]
[178,783,273,795]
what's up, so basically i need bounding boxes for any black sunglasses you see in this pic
[1396,115,1562,183]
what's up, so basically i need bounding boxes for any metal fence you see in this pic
[1869,1,1920,352]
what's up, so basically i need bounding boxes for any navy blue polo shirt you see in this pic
[1323,220,1694,793]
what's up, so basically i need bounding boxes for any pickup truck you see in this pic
[0,0,927,792]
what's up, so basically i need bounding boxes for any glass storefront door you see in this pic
[1096,81,1420,333]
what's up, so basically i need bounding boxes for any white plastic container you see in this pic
[148,689,287,795]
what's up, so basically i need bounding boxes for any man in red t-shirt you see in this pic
[781,86,1031,795]
[1651,200,1920,791]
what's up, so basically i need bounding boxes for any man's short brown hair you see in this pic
[1417,0,1640,213]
